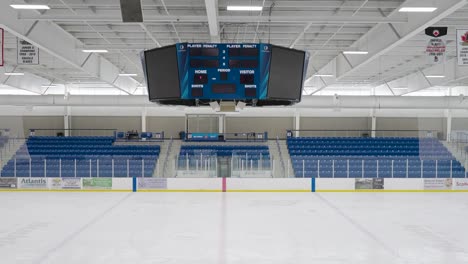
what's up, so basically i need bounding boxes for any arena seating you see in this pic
[288,137,466,178]
[1,136,160,177]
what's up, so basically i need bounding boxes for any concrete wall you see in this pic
[225,117,293,138]
[452,118,468,131]
[147,117,185,139]
[70,116,140,136]
[376,117,446,139]
[0,115,454,139]
[0,116,64,137]
[300,117,371,137]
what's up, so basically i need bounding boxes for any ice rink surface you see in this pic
[1,192,468,264]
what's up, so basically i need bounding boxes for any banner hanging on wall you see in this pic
[457,29,468,66]
[425,27,447,64]
[17,38,39,65]
[0,28,3,66]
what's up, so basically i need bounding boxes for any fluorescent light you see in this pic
[4,72,25,76]
[398,7,437,12]
[119,73,138,77]
[393,87,408,90]
[41,85,57,88]
[425,75,445,78]
[227,6,263,11]
[343,51,369,55]
[82,49,108,53]
[10,4,50,10]
[314,74,334,77]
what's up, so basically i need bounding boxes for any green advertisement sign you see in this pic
[82,178,112,189]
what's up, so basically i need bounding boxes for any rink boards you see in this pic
[1,177,468,192]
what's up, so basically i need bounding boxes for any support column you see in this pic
[446,109,452,142]
[64,106,71,137]
[218,115,224,134]
[371,115,376,138]
[294,113,300,137]
[141,108,147,132]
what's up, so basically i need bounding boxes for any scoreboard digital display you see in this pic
[142,43,309,107]
[176,43,270,101]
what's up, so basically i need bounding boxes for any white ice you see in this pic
[1,192,468,264]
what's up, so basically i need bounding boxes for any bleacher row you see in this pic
[1,136,160,177]
[288,137,466,178]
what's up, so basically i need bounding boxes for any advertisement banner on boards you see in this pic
[0,178,17,189]
[355,178,384,190]
[457,29,468,66]
[138,178,167,190]
[48,178,82,189]
[424,178,452,190]
[17,38,39,65]
[48,178,63,189]
[452,179,468,190]
[82,178,112,190]
[0,28,4,66]
[425,27,447,64]
[18,178,47,189]
[61,178,82,189]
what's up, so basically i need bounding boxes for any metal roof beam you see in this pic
[204,0,220,42]
[309,0,467,93]
[0,1,138,95]
[18,14,408,24]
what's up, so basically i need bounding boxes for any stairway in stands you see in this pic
[0,137,26,173]
[442,141,468,171]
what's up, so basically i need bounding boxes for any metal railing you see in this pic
[0,156,158,178]
[291,158,466,178]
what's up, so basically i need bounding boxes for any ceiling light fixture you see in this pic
[398,7,437,13]
[425,75,445,78]
[392,87,408,90]
[41,85,57,88]
[10,4,50,10]
[343,51,369,55]
[227,6,263,11]
[119,73,138,77]
[82,49,108,53]
[4,72,25,76]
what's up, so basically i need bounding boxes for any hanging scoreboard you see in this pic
[142,43,309,106]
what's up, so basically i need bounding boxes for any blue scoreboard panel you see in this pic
[176,43,270,101]
[142,43,308,107]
